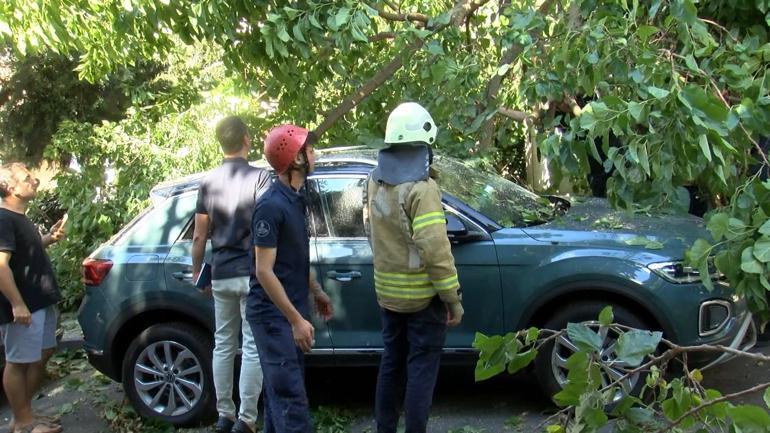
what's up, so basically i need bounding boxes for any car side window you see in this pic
[114,192,198,246]
[316,177,366,238]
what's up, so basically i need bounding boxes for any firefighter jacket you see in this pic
[364,174,461,313]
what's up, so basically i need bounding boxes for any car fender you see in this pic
[513,256,679,341]
[102,291,215,380]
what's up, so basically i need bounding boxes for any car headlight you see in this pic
[648,260,723,284]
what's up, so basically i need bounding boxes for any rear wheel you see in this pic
[122,322,215,426]
[534,301,650,403]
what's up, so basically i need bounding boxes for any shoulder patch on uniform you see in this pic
[255,220,271,237]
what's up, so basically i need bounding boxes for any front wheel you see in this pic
[534,301,650,404]
[122,322,215,426]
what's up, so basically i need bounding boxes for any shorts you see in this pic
[1,305,58,363]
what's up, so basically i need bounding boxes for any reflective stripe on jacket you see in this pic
[364,174,461,313]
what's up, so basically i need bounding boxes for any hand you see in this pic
[446,302,464,327]
[291,318,315,352]
[192,271,211,295]
[48,218,66,243]
[12,303,31,326]
[312,290,334,321]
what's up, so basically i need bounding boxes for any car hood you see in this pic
[521,197,709,259]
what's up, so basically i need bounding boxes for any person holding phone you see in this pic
[0,162,66,433]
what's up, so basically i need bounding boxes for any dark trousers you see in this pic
[249,319,311,433]
[375,296,448,433]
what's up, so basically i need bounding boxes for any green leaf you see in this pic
[579,111,596,130]
[425,40,444,56]
[764,387,770,409]
[670,0,697,24]
[726,405,770,433]
[567,322,602,352]
[351,25,368,43]
[741,246,764,274]
[308,13,322,29]
[334,7,351,29]
[525,327,539,345]
[636,25,658,43]
[726,217,747,240]
[496,63,511,76]
[759,219,770,236]
[698,134,711,162]
[599,306,613,326]
[684,54,699,72]
[433,12,452,26]
[507,348,537,374]
[707,213,730,241]
[678,85,729,136]
[753,237,770,263]
[615,330,662,366]
[628,101,644,122]
[647,86,670,99]
[624,235,649,246]
[645,240,664,249]
[587,51,599,64]
[276,24,291,42]
[473,333,508,381]
[291,24,306,43]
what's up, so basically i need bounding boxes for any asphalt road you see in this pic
[1,339,768,433]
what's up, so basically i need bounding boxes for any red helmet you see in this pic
[263,124,309,174]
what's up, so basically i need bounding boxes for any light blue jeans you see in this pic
[212,276,263,428]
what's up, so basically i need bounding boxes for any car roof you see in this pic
[150,146,378,202]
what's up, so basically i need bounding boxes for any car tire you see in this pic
[534,301,650,403]
[122,322,215,427]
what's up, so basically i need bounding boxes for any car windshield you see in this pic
[433,156,556,227]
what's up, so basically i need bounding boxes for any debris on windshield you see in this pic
[624,235,664,249]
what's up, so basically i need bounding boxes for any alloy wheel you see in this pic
[133,340,205,417]
[550,322,640,402]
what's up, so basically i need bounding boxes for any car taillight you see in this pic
[82,258,113,286]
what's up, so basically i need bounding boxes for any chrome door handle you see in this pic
[172,271,193,282]
[326,270,362,282]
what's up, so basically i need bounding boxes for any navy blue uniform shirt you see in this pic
[247,180,310,323]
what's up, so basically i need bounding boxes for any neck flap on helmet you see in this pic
[372,145,430,185]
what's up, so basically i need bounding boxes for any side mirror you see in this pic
[446,213,468,240]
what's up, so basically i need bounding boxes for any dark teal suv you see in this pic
[77,149,756,426]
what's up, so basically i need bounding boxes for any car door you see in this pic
[310,175,504,351]
[161,192,216,321]
[309,175,381,351]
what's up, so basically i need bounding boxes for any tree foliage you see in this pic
[25,56,272,308]
[474,307,770,433]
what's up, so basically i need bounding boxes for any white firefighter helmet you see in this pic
[383,102,437,146]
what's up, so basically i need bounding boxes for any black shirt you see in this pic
[0,208,61,324]
[247,181,310,323]
[195,158,272,280]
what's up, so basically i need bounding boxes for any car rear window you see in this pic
[112,192,198,247]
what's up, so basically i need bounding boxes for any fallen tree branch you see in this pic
[368,32,396,42]
[477,0,557,150]
[313,36,426,136]
[498,107,532,122]
[368,1,429,25]
[314,0,475,137]
[657,381,770,433]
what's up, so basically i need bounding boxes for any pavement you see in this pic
[1,329,768,433]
